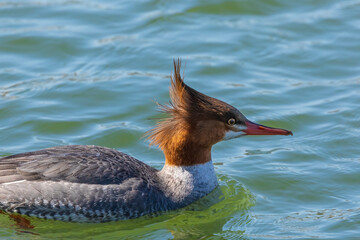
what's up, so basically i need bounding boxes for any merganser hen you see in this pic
[0,59,292,222]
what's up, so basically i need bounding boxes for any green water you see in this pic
[0,0,359,239]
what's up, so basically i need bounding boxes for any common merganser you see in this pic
[0,59,292,222]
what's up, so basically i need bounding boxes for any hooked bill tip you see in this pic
[285,130,293,136]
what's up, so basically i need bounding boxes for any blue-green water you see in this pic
[0,0,359,239]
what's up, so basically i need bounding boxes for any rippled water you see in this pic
[0,0,359,239]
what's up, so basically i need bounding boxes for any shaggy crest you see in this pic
[147,59,239,152]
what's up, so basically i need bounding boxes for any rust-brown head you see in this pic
[147,59,292,166]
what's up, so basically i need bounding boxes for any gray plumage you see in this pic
[0,145,218,222]
[0,145,169,222]
[0,145,157,185]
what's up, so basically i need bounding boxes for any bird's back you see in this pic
[0,145,172,222]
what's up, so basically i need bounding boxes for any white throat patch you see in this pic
[158,161,218,204]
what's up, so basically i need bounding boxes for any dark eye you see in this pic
[227,118,236,125]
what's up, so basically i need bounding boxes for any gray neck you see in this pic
[157,160,218,205]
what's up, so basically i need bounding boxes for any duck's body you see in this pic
[0,145,217,222]
[0,60,292,222]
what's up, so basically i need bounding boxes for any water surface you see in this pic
[0,0,359,239]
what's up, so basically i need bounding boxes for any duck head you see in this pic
[148,59,292,166]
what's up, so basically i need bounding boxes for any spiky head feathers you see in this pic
[147,59,246,153]
[146,59,292,166]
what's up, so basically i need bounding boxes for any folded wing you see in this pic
[0,145,158,185]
